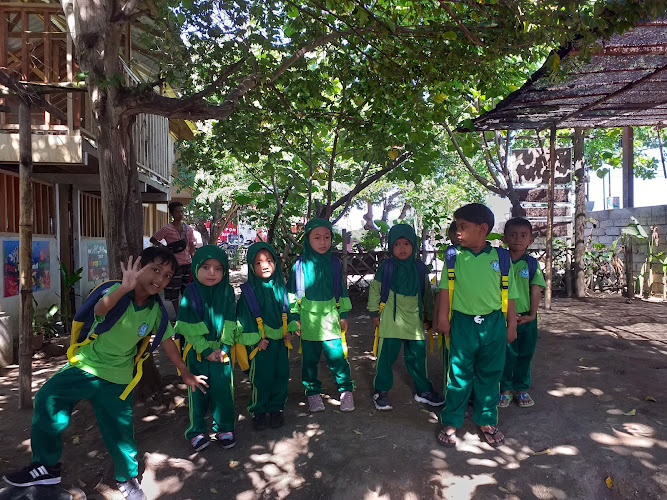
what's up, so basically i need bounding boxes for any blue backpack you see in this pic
[294,255,343,305]
[67,280,169,400]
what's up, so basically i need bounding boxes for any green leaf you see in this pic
[247,181,262,192]
[442,31,457,41]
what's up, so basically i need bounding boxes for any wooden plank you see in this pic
[0,8,6,126]
[0,172,6,231]
[9,175,17,232]
[66,32,73,132]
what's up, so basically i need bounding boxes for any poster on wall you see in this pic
[3,240,51,297]
[87,241,108,281]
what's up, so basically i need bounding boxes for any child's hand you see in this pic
[340,318,348,332]
[182,371,208,394]
[120,255,148,291]
[258,338,269,350]
[371,317,380,329]
[205,349,224,362]
[517,314,535,325]
[438,321,451,337]
[294,320,301,336]
[506,327,517,344]
[284,332,292,343]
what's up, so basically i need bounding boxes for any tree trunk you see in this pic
[18,98,34,409]
[573,128,587,297]
[363,201,375,230]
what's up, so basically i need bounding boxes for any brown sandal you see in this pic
[480,426,504,447]
[437,428,457,448]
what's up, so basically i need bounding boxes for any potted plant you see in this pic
[32,303,61,351]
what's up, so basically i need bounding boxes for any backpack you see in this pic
[174,283,250,371]
[294,254,347,357]
[372,258,429,357]
[523,254,539,283]
[444,245,512,323]
[240,282,293,361]
[66,280,169,400]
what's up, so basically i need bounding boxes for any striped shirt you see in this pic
[152,223,195,266]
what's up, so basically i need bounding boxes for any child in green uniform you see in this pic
[287,218,355,413]
[237,242,299,430]
[499,217,546,408]
[436,203,518,448]
[368,224,443,410]
[175,245,237,451]
[3,247,206,500]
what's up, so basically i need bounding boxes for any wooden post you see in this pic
[625,237,634,299]
[341,228,348,284]
[573,128,587,297]
[18,97,34,409]
[545,127,556,310]
[622,127,634,208]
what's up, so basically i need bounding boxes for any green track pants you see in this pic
[440,310,506,428]
[31,364,138,482]
[374,337,433,394]
[501,316,538,392]
[184,351,234,440]
[247,339,289,415]
[301,338,354,396]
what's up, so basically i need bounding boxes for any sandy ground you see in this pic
[0,291,666,500]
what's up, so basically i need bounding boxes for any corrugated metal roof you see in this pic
[472,20,667,131]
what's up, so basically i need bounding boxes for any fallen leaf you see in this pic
[78,479,86,488]
[211,488,218,494]
[498,486,510,493]
[605,476,613,489]
[229,460,239,468]
[645,396,657,402]
[371,435,387,440]
[533,448,551,456]
[353,429,362,435]
[72,435,81,445]
[579,358,584,361]
[623,409,637,416]
[420,409,433,414]
[85,425,94,432]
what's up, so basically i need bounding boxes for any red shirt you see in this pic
[153,223,195,266]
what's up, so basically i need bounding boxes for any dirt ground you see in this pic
[0,291,666,500]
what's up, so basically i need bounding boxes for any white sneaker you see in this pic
[308,394,325,412]
[340,391,355,412]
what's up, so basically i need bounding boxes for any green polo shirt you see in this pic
[438,244,519,316]
[511,255,546,314]
[73,284,174,385]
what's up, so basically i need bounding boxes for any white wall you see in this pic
[0,235,61,366]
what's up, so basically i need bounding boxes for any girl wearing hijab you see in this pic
[236,242,299,430]
[367,224,443,411]
[175,245,237,451]
[287,219,355,413]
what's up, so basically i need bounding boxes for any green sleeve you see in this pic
[175,320,214,357]
[531,266,547,289]
[220,320,236,350]
[338,264,350,319]
[422,282,434,322]
[236,292,258,335]
[287,267,300,321]
[508,267,519,300]
[367,279,381,318]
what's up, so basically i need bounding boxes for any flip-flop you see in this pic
[498,393,512,408]
[480,426,504,447]
[437,429,457,448]
[516,392,535,408]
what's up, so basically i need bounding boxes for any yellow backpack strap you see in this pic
[282,313,293,350]
[119,336,153,400]
[340,328,348,359]
[372,302,385,357]
[66,330,97,364]
[447,268,455,321]
[427,327,434,355]
[233,343,248,370]
[248,317,266,361]
[501,274,509,321]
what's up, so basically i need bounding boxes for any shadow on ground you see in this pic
[0,293,666,499]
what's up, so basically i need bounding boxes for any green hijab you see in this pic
[242,242,286,329]
[300,218,335,301]
[375,224,422,319]
[179,245,234,337]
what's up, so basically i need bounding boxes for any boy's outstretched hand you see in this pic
[120,255,148,291]
[182,371,209,394]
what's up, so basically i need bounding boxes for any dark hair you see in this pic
[447,221,457,235]
[504,217,533,234]
[140,246,178,272]
[453,203,494,235]
[168,201,183,215]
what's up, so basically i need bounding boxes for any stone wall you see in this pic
[586,205,667,296]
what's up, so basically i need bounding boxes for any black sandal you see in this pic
[480,426,504,447]
[437,428,457,448]
[252,413,267,431]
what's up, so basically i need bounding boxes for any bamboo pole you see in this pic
[18,97,34,409]
[545,127,556,310]
[573,128,587,297]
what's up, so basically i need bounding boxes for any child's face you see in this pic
[197,258,224,286]
[455,218,488,248]
[253,249,276,279]
[392,237,413,260]
[503,225,534,253]
[448,229,460,246]
[138,259,175,296]
[308,226,331,254]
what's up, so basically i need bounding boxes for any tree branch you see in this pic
[437,0,482,46]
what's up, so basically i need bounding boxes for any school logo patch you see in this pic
[491,260,500,272]
[137,323,150,337]
[520,267,530,278]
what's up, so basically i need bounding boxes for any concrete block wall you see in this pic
[586,205,667,296]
